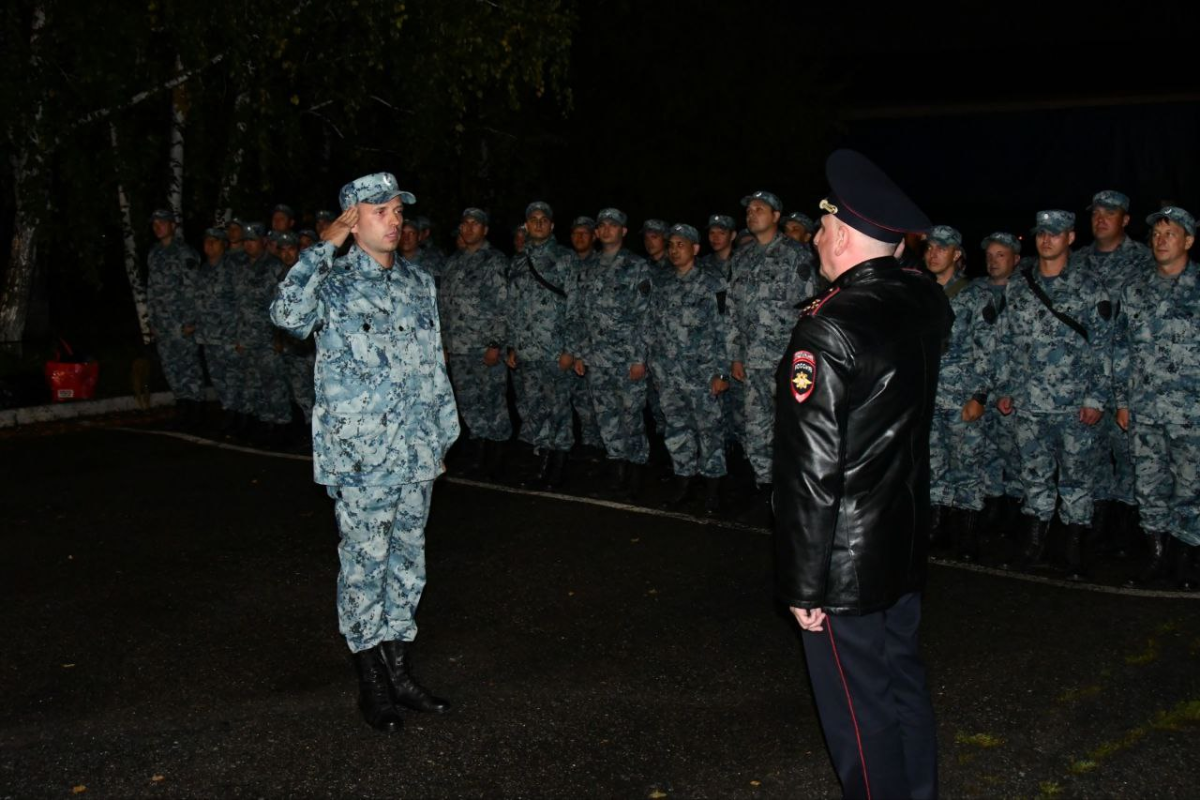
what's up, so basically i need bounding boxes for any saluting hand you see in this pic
[322,207,358,248]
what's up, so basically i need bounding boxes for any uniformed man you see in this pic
[274,230,316,427]
[415,215,447,281]
[234,223,293,443]
[782,211,815,244]
[146,209,205,427]
[440,208,512,478]
[924,225,995,561]
[776,149,947,800]
[648,224,729,514]
[995,210,1112,579]
[298,229,318,250]
[226,217,246,253]
[1114,206,1200,590]
[567,208,653,497]
[271,203,296,233]
[565,216,604,451]
[642,219,669,267]
[1077,190,1153,550]
[701,214,744,453]
[726,190,817,520]
[270,173,459,734]
[314,210,336,236]
[512,223,526,255]
[193,227,239,424]
[507,201,575,488]
[641,218,670,439]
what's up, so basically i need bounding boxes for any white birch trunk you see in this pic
[214,84,252,226]
[110,123,152,344]
[167,56,187,237]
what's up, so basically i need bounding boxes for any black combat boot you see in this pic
[352,646,403,733]
[625,462,646,501]
[929,504,951,552]
[485,439,507,480]
[543,450,568,491]
[522,450,553,489]
[1125,531,1169,587]
[1020,516,1051,569]
[607,460,628,491]
[703,477,722,516]
[955,508,980,563]
[471,439,489,475]
[379,641,451,714]
[662,475,692,509]
[1175,541,1198,592]
[1063,523,1090,581]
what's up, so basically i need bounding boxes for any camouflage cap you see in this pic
[1146,206,1196,237]
[266,230,282,243]
[980,232,1021,254]
[461,207,489,225]
[926,225,962,248]
[512,223,526,235]
[298,228,318,240]
[150,209,176,222]
[1032,210,1075,234]
[315,210,337,223]
[525,200,553,220]
[226,217,245,229]
[640,219,668,235]
[706,214,737,231]
[203,227,228,242]
[597,208,628,226]
[338,172,416,211]
[276,231,300,247]
[668,223,700,244]
[571,216,597,231]
[1088,190,1130,212]
[414,215,432,231]
[241,222,267,241]
[741,190,783,212]
[272,203,295,218]
[402,218,420,231]
[785,212,816,230]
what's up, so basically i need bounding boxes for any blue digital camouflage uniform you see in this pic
[567,247,653,465]
[440,240,511,442]
[995,255,1113,525]
[930,272,998,512]
[645,252,672,433]
[981,282,1022,499]
[192,250,240,412]
[508,237,575,453]
[1113,254,1200,545]
[417,239,447,285]
[234,252,292,424]
[270,229,460,653]
[1077,233,1154,507]
[648,258,728,478]
[725,232,816,485]
[564,247,603,448]
[700,250,743,447]
[147,238,206,401]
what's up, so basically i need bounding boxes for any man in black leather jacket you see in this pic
[774,149,951,800]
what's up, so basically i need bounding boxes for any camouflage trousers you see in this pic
[647,372,667,434]
[283,350,316,424]
[200,342,237,411]
[328,480,433,653]
[1015,412,1099,525]
[156,333,206,401]
[513,361,574,452]
[587,366,649,464]
[1094,415,1136,506]
[652,367,726,478]
[929,409,990,511]
[984,407,1023,499]
[741,367,778,486]
[240,347,293,424]
[721,378,745,448]
[569,370,603,448]
[447,354,512,442]
[1130,421,1200,546]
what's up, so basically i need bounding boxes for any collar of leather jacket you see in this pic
[830,255,902,288]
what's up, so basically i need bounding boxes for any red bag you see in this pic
[44,339,100,402]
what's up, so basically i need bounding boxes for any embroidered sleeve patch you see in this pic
[790,350,816,403]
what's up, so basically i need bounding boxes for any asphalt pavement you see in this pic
[2,414,1198,799]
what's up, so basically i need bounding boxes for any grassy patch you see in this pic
[954,732,1006,748]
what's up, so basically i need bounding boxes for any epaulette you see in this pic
[799,287,841,317]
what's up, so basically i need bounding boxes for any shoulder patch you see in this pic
[789,350,817,404]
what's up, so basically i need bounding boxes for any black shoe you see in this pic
[484,439,507,480]
[1175,541,1198,592]
[625,462,645,501]
[1020,516,1051,569]
[1125,531,1168,587]
[471,439,489,475]
[522,450,552,489]
[703,477,721,516]
[379,641,450,714]
[542,450,568,491]
[662,475,692,509]
[954,508,980,562]
[1063,523,1090,581]
[929,504,951,552]
[737,483,774,528]
[353,646,403,733]
[607,460,628,491]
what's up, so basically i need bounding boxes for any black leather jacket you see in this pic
[773,257,951,614]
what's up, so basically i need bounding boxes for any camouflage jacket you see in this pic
[146,238,200,338]
[234,253,286,349]
[192,255,239,345]
[507,238,572,361]
[1113,260,1200,425]
[726,233,816,370]
[269,241,460,487]
[934,274,1002,411]
[1077,235,1153,298]
[647,261,729,382]
[567,247,653,369]
[439,242,509,356]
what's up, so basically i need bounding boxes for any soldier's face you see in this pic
[596,220,625,246]
[1150,220,1193,265]
[1090,206,1128,242]
[924,243,959,276]
[280,244,299,266]
[513,229,526,251]
[745,200,779,235]
[352,197,404,255]
[526,211,553,243]
[243,238,264,259]
[783,220,808,243]
[708,227,734,252]
[459,217,487,247]
[1035,229,1074,259]
[202,237,226,261]
[985,243,1019,282]
[226,224,243,244]
[400,225,420,253]
[570,226,595,255]
[643,231,665,257]
[299,234,315,249]
[152,219,174,241]
[271,211,293,232]
[666,235,698,269]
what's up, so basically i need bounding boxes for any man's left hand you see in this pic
[1080,406,1103,426]
[791,606,827,633]
[558,352,575,371]
[962,398,985,422]
[629,363,646,381]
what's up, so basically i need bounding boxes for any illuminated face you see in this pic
[985,243,1019,282]
[271,211,293,232]
[525,210,553,244]
[783,220,808,243]
[1035,229,1074,260]
[226,222,243,244]
[666,235,698,269]
[813,214,839,283]
[745,199,779,235]
[570,226,596,255]
[923,242,959,277]
[643,231,665,259]
[279,243,299,266]
[351,197,404,256]
[596,220,626,247]
[399,223,420,255]
[202,236,226,262]
[1150,219,1193,266]
[242,238,264,259]
[459,216,487,248]
[708,227,734,253]
[151,218,174,241]
[1090,205,1128,245]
